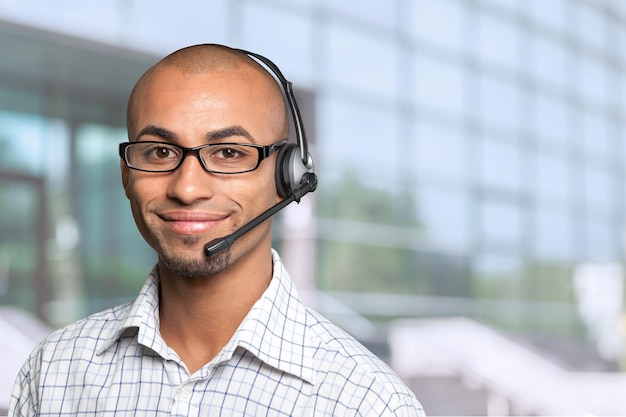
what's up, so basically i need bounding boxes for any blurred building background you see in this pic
[1,0,625,415]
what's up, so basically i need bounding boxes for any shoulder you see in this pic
[305,308,424,416]
[26,302,133,367]
[10,303,135,414]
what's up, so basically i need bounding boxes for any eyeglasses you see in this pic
[119,140,287,174]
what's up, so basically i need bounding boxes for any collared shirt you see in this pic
[10,250,424,416]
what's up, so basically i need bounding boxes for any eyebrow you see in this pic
[135,125,256,143]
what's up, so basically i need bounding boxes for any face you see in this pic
[122,65,285,278]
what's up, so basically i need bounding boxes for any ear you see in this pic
[120,159,130,199]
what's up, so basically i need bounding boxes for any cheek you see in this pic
[125,177,156,223]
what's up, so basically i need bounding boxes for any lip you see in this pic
[159,211,228,235]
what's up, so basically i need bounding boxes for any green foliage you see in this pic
[319,173,421,228]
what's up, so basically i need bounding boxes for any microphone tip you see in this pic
[204,238,231,257]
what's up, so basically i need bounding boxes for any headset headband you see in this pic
[235,49,312,170]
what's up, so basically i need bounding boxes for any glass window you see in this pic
[414,121,467,182]
[0,111,46,175]
[584,165,613,216]
[128,0,229,52]
[531,35,569,90]
[477,136,524,192]
[2,0,119,43]
[76,124,153,314]
[578,54,608,107]
[532,207,572,261]
[585,218,618,261]
[480,74,520,132]
[0,86,43,115]
[414,54,466,116]
[407,0,466,52]
[480,0,519,11]
[534,151,571,203]
[42,120,71,191]
[322,0,396,29]
[529,0,566,31]
[325,23,397,99]
[574,1,607,51]
[0,180,41,313]
[318,97,399,181]
[581,111,610,162]
[480,198,524,245]
[416,185,469,249]
[476,11,520,70]
[241,3,314,82]
[532,93,570,146]
[473,253,524,301]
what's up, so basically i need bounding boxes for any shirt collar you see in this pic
[96,250,317,384]
[95,265,172,358]
[223,249,317,384]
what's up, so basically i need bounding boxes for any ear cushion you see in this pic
[275,143,304,198]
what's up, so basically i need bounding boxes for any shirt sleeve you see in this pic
[388,395,426,417]
[379,391,426,417]
[8,350,40,417]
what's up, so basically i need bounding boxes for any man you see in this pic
[10,44,423,416]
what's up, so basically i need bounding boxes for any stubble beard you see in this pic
[157,234,231,278]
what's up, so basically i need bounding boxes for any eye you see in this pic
[153,146,174,159]
[218,147,241,159]
[210,145,248,161]
[141,143,180,163]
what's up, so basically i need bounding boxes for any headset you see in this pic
[237,49,316,198]
[204,48,318,258]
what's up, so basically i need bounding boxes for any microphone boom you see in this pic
[204,173,317,257]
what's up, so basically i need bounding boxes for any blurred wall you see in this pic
[0,0,625,362]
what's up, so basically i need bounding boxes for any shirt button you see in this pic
[180,386,192,400]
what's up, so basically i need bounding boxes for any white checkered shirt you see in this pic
[10,250,424,416]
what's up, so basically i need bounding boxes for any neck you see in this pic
[158,248,273,374]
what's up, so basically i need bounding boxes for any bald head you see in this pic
[126,44,288,140]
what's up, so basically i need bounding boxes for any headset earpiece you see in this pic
[275,143,309,198]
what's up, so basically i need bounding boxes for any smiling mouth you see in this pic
[159,212,228,235]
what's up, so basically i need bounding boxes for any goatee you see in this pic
[158,236,231,278]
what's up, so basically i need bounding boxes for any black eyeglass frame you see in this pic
[119,139,287,174]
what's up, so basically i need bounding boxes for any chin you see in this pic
[159,245,232,278]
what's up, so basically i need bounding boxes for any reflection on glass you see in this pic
[477,11,520,70]
[409,0,466,52]
[585,219,616,260]
[531,35,569,90]
[242,2,314,80]
[416,185,469,249]
[318,96,399,179]
[0,111,46,175]
[75,123,152,316]
[0,181,39,311]
[579,54,608,106]
[480,199,523,244]
[582,111,610,161]
[473,253,524,301]
[477,136,524,191]
[584,165,613,215]
[534,151,571,203]
[480,75,520,131]
[532,207,572,261]
[326,23,397,99]
[414,54,465,115]
[530,0,566,31]
[414,122,467,181]
[533,93,570,145]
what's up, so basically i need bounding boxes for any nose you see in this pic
[166,151,215,204]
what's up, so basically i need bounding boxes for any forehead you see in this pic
[130,65,286,142]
